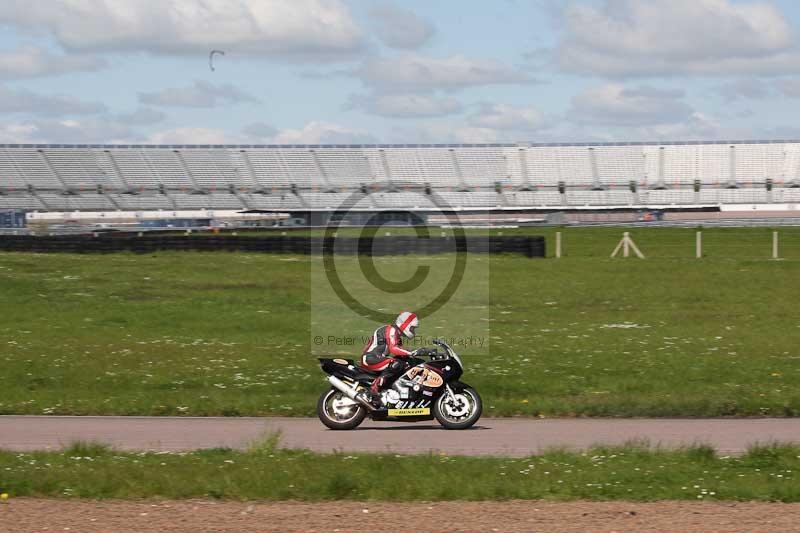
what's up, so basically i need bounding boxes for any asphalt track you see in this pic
[2,416,800,456]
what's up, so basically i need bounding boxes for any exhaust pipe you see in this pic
[328,375,376,411]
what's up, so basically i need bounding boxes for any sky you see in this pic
[5,0,800,144]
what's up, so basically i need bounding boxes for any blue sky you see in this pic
[4,0,800,144]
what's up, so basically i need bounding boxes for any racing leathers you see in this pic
[361,324,412,396]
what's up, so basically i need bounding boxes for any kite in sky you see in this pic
[209,50,225,71]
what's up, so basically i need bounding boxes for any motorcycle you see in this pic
[317,339,482,430]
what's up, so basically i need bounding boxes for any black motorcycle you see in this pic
[317,339,482,430]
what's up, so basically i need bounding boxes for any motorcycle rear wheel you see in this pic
[433,386,482,430]
[317,388,367,430]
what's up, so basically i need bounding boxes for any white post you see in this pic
[611,232,644,259]
[773,231,779,259]
[611,236,624,258]
[628,233,645,259]
[555,231,562,258]
[696,231,702,259]
[623,232,630,258]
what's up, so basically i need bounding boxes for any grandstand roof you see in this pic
[4,139,800,149]
[2,141,800,212]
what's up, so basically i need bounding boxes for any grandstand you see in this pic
[2,141,800,220]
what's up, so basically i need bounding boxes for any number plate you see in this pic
[387,408,430,416]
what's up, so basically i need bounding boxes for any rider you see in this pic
[360,311,431,405]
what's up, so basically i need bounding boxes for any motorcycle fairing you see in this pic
[388,363,447,408]
[405,366,444,388]
[423,359,463,382]
[318,358,377,383]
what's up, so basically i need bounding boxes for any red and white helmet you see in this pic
[395,311,419,338]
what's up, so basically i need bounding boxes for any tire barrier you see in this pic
[0,234,545,258]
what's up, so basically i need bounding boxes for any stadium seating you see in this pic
[592,146,645,189]
[0,195,44,209]
[301,192,369,209]
[242,193,303,210]
[775,188,800,203]
[35,193,116,211]
[6,148,63,188]
[644,189,698,205]
[1,141,800,212]
[509,191,564,206]
[372,191,436,209]
[313,148,374,187]
[177,149,238,190]
[454,147,507,187]
[109,193,175,210]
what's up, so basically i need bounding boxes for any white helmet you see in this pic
[395,311,419,338]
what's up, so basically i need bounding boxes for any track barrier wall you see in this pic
[0,234,546,258]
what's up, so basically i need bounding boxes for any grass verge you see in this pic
[1,440,799,501]
[1,226,800,417]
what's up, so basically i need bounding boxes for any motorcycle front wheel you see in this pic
[317,388,367,430]
[433,386,482,430]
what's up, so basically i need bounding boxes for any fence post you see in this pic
[696,231,702,259]
[623,231,630,257]
[555,231,562,258]
[773,231,779,259]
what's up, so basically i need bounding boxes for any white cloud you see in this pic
[629,113,731,141]
[114,107,166,125]
[405,122,503,144]
[0,117,376,145]
[775,78,800,98]
[556,0,800,77]
[138,81,258,108]
[525,111,734,143]
[569,84,694,126]
[0,0,364,61]
[0,85,107,116]
[716,77,800,101]
[143,121,375,145]
[0,117,138,143]
[148,121,376,144]
[760,125,800,138]
[401,103,548,144]
[242,121,278,138]
[0,46,107,79]
[356,54,532,92]
[347,93,462,118]
[144,127,251,144]
[445,126,503,144]
[0,122,39,143]
[467,103,545,130]
[716,78,771,101]
[369,4,435,49]
[268,121,375,144]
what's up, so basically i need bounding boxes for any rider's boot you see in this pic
[352,378,382,409]
[369,392,383,408]
[368,377,385,408]
[356,390,382,409]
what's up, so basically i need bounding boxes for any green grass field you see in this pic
[1,226,800,417]
[1,440,799,501]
